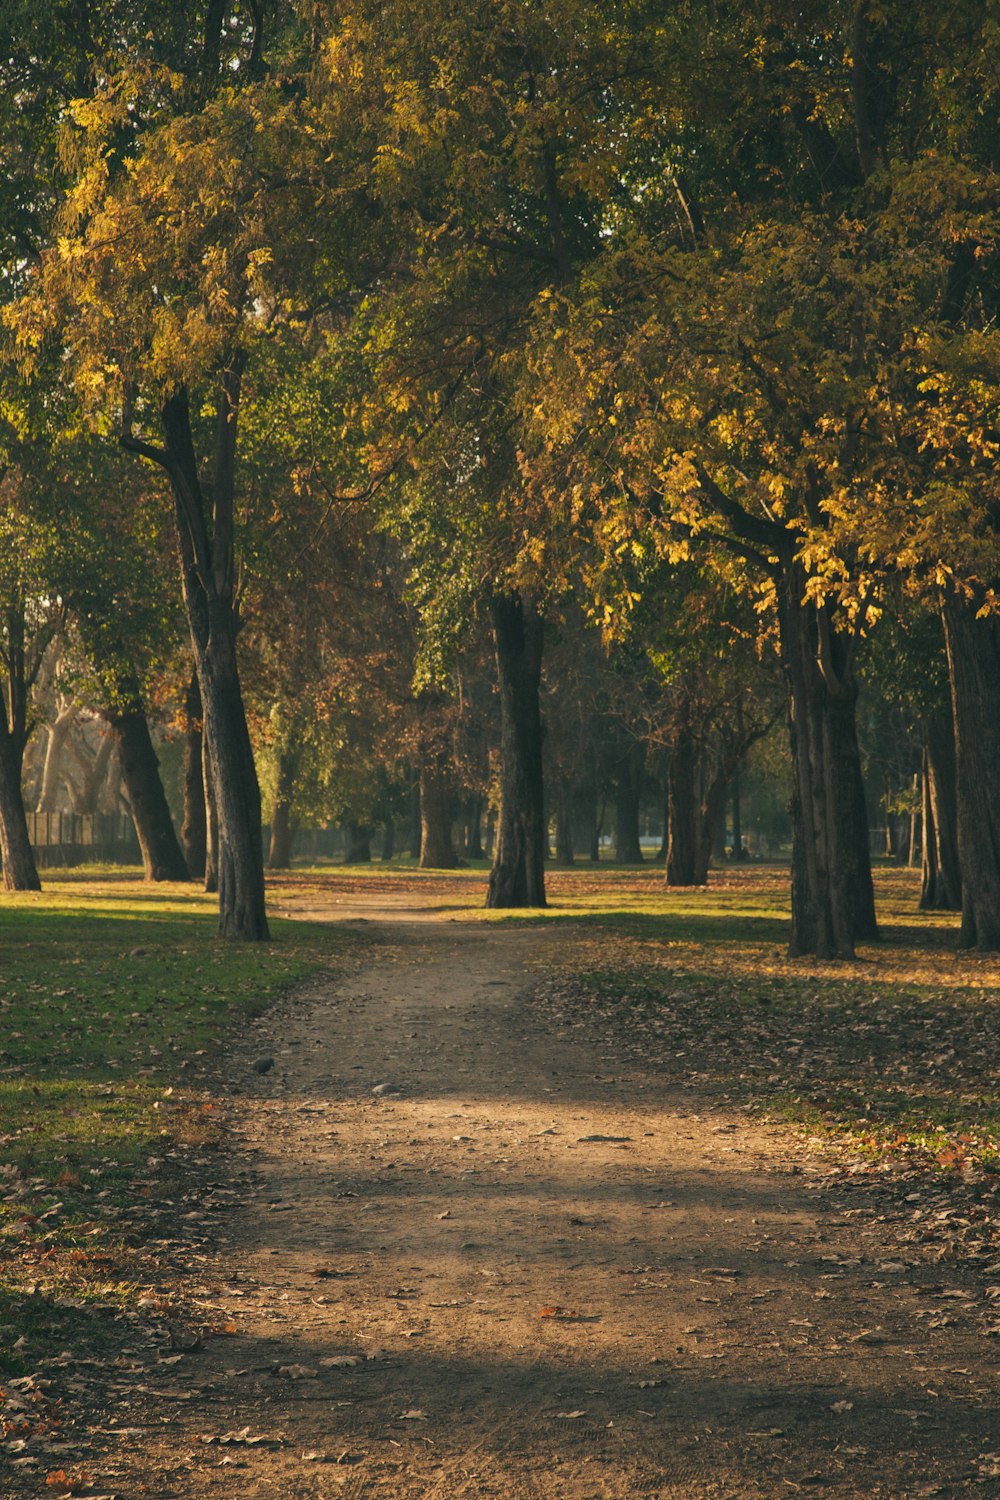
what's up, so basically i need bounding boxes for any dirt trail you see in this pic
[87,904,1000,1497]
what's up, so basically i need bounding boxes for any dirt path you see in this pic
[77,908,1000,1497]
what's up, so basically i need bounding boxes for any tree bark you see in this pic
[381,815,396,862]
[203,729,219,893]
[77,730,114,816]
[942,594,1000,946]
[486,592,547,908]
[105,699,189,882]
[614,743,644,864]
[464,795,485,860]
[554,783,575,865]
[408,779,422,859]
[778,563,877,958]
[181,671,207,880]
[266,739,299,870]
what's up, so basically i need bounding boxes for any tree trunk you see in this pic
[409,779,422,859]
[732,770,744,861]
[0,711,40,891]
[666,727,699,885]
[464,795,485,860]
[920,705,961,911]
[345,821,372,863]
[778,564,877,958]
[105,702,189,882]
[382,815,396,862]
[266,738,299,871]
[614,743,644,864]
[77,730,114,816]
[181,671,207,880]
[694,763,730,885]
[419,762,458,868]
[942,595,1000,946]
[203,729,219,893]
[554,783,575,865]
[36,702,78,812]
[486,592,547,908]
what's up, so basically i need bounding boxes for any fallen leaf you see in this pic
[554,1410,586,1419]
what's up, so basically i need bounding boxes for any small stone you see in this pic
[129,946,147,958]
[253,1056,274,1074]
[372,1083,399,1096]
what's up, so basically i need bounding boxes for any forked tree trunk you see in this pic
[778,564,877,958]
[920,706,961,912]
[125,378,267,938]
[106,702,189,882]
[942,595,1000,947]
[0,713,40,892]
[486,592,546,908]
[614,744,644,864]
[181,672,207,880]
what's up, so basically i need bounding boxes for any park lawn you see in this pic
[0,873,354,1378]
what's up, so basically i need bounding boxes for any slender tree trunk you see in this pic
[666,727,699,885]
[694,764,730,885]
[920,705,961,912]
[464,795,485,860]
[382,816,396,862]
[942,595,1000,946]
[181,671,207,880]
[419,763,458,868]
[732,770,743,861]
[105,701,189,882]
[266,740,299,870]
[554,783,575,865]
[778,565,877,958]
[203,725,219,894]
[486,592,546,908]
[78,731,114,816]
[409,779,422,860]
[614,743,644,864]
[0,713,40,891]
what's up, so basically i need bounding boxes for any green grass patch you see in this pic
[0,873,355,1377]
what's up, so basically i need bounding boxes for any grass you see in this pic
[0,871,355,1383]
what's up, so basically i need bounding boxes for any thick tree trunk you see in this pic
[0,713,40,891]
[666,728,699,885]
[486,592,547,908]
[106,703,189,882]
[345,821,373,863]
[778,566,877,958]
[181,672,207,880]
[614,744,644,864]
[942,595,1000,946]
[419,763,458,868]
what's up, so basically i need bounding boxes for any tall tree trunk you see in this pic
[614,743,644,864]
[419,763,458,868]
[464,795,485,860]
[0,713,40,891]
[105,700,189,882]
[920,705,961,912]
[181,671,207,880]
[77,730,114,816]
[694,762,730,885]
[486,592,546,908]
[942,595,1000,946]
[666,726,699,885]
[408,778,422,859]
[778,565,877,958]
[36,702,78,812]
[382,815,396,862]
[732,770,744,861]
[124,378,267,938]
